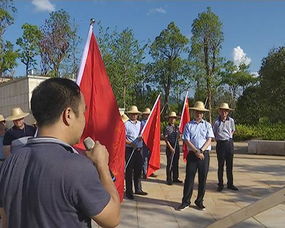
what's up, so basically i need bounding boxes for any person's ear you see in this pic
[62,107,73,126]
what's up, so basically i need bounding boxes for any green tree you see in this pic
[98,26,147,108]
[220,61,258,105]
[0,40,18,77]
[16,23,42,76]
[149,22,190,114]
[259,47,285,123]
[235,86,263,124]
[0,0,16,37]
[39,9,79,77]
[190,7,224,122]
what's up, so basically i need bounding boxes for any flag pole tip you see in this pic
[90,18,95,25]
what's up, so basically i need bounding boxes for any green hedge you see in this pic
[235,124,285,141]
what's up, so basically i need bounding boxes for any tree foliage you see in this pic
[0,40,18,77]
[259,47,285,123]
[39,9,79,77]
[16,23,42,76]
[190,7,224,122]
[0,0,16,37]
[220,61,258,105]
[149,22,190,114]
[98,25,147,108]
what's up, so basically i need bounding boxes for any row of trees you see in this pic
[1,1,283,124]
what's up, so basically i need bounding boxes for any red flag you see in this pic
[75,24,125,201]
[141,95,161,177]
[179,92,191,160]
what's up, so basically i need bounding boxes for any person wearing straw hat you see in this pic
[177,101,214,211]
[213,102,238,192]
[3,107,36,158]
[163,111,182,185]
[0,114,7,164]
[125,105,147,199]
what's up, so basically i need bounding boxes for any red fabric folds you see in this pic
[141,95,161,177]
[75,25,125,201]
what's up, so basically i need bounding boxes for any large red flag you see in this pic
[75,24,125,201]
[141,94,161,177]
[179,92,190,160]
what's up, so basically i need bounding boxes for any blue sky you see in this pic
[3,0,285,76]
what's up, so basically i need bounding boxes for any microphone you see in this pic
[83,137,116,182]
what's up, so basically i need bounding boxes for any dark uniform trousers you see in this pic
[166,144,180,182]
[216,140,234,187]
[182,151,210,205]
[125,147,144,194]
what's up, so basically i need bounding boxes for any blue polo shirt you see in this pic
[182,119,214,151]
[0,137,110,228]
[125,120,143,148]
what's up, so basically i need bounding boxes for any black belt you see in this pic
[217,139,232,143]
[189,150,209,154]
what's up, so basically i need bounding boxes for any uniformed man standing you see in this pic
[125,106,147,199]
[213,103,238,192]
[177,101,214,211]
[163,111,182,185]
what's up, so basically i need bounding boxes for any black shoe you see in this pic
[217,185,224,192]
[194,200,206,210]
[141,174,147,179]
[176,203,189,211]
[134,191,148,195]
[150,173,157,177]
[126,193,134,200]
[227,185,239,191]
[173,179,183,183]
[166,180,173,185]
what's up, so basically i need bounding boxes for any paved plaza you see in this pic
[113,143,285,228]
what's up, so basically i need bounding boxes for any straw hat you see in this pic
[6,107,29,121]
[190,101,209,112]
[126,105,141,114]
[168,111,178,118]
[121,113,129,123]
[142,108,151,115]
[218,103,234,111]
[0,114,5,122]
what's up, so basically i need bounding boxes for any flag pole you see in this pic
[124,148,135,171]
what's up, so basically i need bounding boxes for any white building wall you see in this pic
[0,75,48,127]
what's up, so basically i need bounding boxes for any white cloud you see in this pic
[251,71,259,78]
[32,0,55,12]
[232,46,251,66]
[147,7,167,15]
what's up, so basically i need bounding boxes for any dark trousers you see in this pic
[216,140,234,187]
[182,151,210,205]
[166,146,180,182]
[125,147,144,194]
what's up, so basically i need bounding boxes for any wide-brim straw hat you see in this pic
[168,111,179,118]
[142,108,151,115]
[126,105,141,114]
[218,103,234,111]
[0,114,5,122]
[6,107,29,121]
[121,114,129,123]
[190,101,209,112]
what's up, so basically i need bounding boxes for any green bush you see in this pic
[235,124,285,141]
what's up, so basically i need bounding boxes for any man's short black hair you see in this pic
[31,78,81,127]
